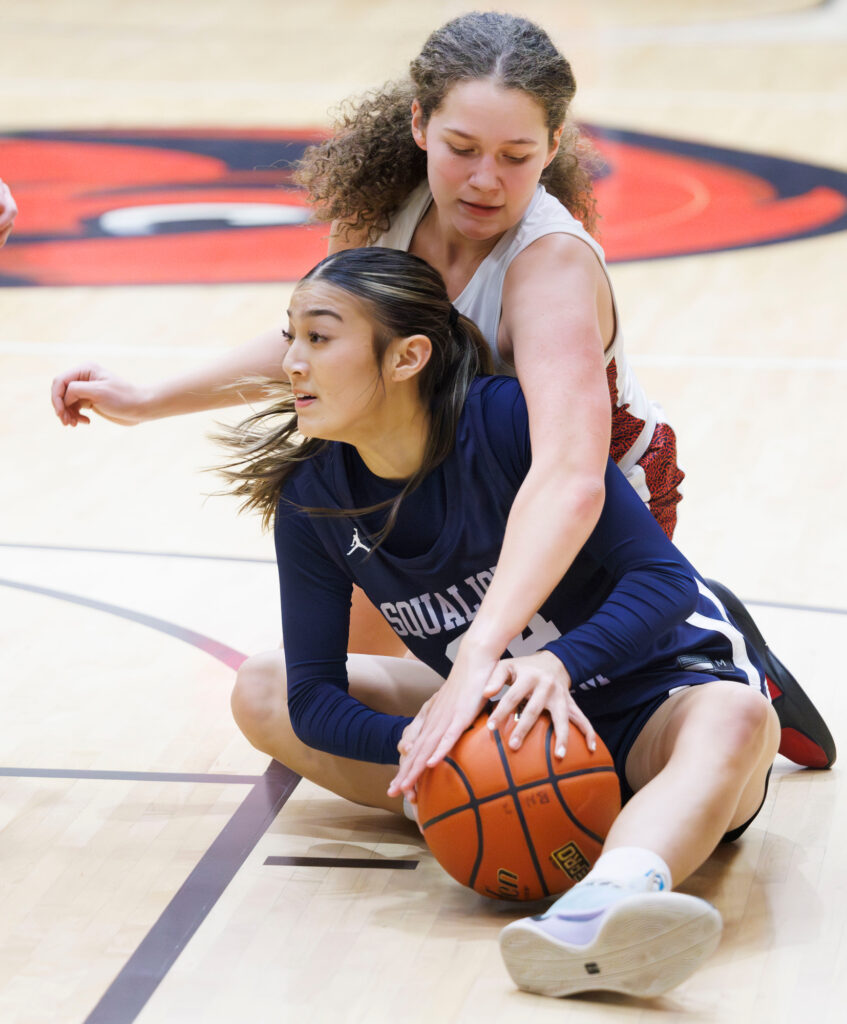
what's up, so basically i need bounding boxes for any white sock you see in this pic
[582,846,672,893]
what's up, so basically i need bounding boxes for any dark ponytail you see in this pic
[216,247,493,538]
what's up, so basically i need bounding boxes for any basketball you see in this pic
[416,707,621,902]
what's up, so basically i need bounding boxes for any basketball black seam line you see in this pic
[493,728,550,898]
[436,755,485,890]
[418,765,618,828]
[544,730,607,846]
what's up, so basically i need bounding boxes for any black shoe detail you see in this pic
[703,579,836,769]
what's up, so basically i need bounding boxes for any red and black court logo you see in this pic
[1,127,846,286]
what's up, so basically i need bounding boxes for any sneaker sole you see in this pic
[704,578,836,769]
[499,892,722,999]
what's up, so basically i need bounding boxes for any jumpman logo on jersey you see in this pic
[346,528,371,557]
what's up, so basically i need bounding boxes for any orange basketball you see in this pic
[416,708,621,901]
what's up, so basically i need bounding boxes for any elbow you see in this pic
[558,470,606,535]
[530,462,606,537]
[574,473,606,522]
[680,571,700,618]
[285,690,316,750]
[655,564,700,621]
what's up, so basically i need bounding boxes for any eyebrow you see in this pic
[444,128,539,146]
[286,307,344,321]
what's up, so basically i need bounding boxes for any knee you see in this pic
[231,649,288,740]
[713,685,780,766]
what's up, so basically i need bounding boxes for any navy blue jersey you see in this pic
[275,376,762,765]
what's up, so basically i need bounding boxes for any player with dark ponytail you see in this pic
[52,10,833,778]
[221,246,778,1000]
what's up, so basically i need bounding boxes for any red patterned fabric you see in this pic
[606,360,684,539]
[639,421,685,539]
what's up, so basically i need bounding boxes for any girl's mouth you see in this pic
[460,200,502,216]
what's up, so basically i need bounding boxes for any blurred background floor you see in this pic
[1,2,845,1021]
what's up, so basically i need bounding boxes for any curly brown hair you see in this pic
[295,11,598,240]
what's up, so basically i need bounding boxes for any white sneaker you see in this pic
[499,880,722,998]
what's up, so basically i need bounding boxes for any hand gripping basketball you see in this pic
[416,707,620,901]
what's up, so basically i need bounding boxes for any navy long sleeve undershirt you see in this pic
[275,376,716,765]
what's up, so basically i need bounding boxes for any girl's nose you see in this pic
[282,338,308,378]
[469,155,499,191]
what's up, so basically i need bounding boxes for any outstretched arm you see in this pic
[51,326,288,426]
[50,216,366,428]
[389,234,612,790]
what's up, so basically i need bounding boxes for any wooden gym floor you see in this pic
[1,1,845,1021]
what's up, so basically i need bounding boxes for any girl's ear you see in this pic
[410,100,427,151]
[544,123,564,168]
[389,333,432,382]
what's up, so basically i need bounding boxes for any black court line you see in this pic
[85,758,300,1024]
[0,576,247,670]
[5,551,845,617]
[0,575,303,1023]
[0,567,839,1020]
[0,540,274,564]
[736,598,847,617]
[0,767,261,784]
[265,856,418,870]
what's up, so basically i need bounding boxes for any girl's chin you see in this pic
[455,210,509,239]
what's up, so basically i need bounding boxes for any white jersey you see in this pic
[374,182,674,510]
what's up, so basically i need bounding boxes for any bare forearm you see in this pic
[463,465,605,656]
[52,327,289,427]
[141,328,287,419]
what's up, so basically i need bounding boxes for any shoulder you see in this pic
[522,187,597,241]
[501,228,611,332]
[462,376,530,473]
[329,219,371,253]
[509,229,605,282]
[466,375,525,414]
[506,187,606,281]
[276,444,337,517]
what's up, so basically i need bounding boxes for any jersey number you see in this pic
[444,612,561,664]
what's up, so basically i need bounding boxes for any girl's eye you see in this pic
[308,331,327,344]
[505,155,530,164]
[448,145,474,156]
[281,328,293,342]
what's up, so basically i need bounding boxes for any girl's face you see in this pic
[412,78,561,243]
[282,280,388,444]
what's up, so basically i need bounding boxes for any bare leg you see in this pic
[500,681,779,999]
[609,680,780,885]
[231,649,443,812]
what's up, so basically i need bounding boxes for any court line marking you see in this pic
[8,341,847,370]
[0,575,247,670]
[3,546,846,618]
[3,82,845,109]
[0,539,274,564]
[264,855,418,870]
[0,767,261,784]
[630,355,847,372]
[0,574,302,1024]
[85,760,299,1024]
[589,0,847,45]
[1,557,842,1019]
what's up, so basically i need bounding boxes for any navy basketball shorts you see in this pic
[573,664,771,837]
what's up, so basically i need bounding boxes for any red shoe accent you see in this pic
[766,676,783,701]
[704,579,836,769]
[778,728,831,769]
